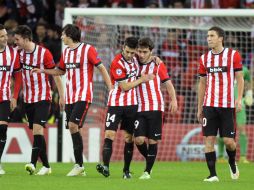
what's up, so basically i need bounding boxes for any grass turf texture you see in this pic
[0,162,253,190]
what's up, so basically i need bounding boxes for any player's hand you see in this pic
[140,73,155,82]
[235,98,242,113]
[151,56,162,65]
[59,97,65,112]
[31,68,43,75]
[10,98,17,111]
[169,99,178,114]
[197,109,203,124]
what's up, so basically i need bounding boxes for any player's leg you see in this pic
[236,104,249,163]
[220,108,239,180]
[121,105,137,179]
[134,112,148,158]
[97,106,122,177]
[202,107,219,182]
[25,101,51,175]
[0,101,10,175]
[142,111,162,179]
[122,131,134,178]
[66,101,89,176]
[217,137,226,163]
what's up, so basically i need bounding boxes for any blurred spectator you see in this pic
[33,23,48,46]
[171,0,185,8]
[14,0,43,29]
[112,0,133,8]
[146,0,159,8]
[97,0,111,7]
[4,19,18,46]
[45,24,62,63]
[78,0,96,7]
[0,1,9,24]
[55,0,65,27]
[41,0,56,24]
[241,0,254,8]
[159,28,187,91]
[219,0,240,8]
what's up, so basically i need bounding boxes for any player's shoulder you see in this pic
[111,53,123,65]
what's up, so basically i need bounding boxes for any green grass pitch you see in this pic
[0,162,253,190]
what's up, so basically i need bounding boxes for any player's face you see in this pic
[0,29,8,49]
[14,34,26,50]
[137,47,152,64]
[61,32,70,46]
[122,45,136,61]
[207,30,223,49]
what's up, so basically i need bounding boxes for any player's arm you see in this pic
[119,73,154,91]
[31,67,65,76]
[11,53,22,111]
[164,80,177,114]
[244,67,253,106]
[197,76,206,123]
[97,64,112,90]
[235,70,244,112]
[11,71,22,111]
[197,56,207,123]
[53,76,65,111]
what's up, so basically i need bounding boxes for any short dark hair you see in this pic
[14,25,33,41]
[0,24,5,30]
[208,26,225,38]
[138,37,154,51]
[62,24,81,43]
[124,37,138,49]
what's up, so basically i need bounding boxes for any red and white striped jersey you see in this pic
[20,45,55,103]
[199,48,242,108]
[0,46,20,102]
[137,60,170,112]
[58,43,101,104]
[107,53,139,106]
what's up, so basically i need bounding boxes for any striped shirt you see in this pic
[58,43,101,104]
[107,53,139,106]
[0,46,20,102]
[199,48,242,108]
[20,45,55,103]
[137,60,170,112]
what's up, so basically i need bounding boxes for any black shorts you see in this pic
[202,106,236,138]
[134,111,163,140]
[105,105,138,134]
[24,100,51,129]
[65,101,90,128]
[0,101,10,122]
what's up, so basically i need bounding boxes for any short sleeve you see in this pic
[198,56,206,77]
[233,51,242,72]
[110,61,127,81]
[88,46,102,67]
[158,62,170,83]
[44,49,55,69]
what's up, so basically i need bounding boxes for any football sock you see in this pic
[31,135,43,167]
[71,132,83,167]
[136,142,148,158]
[102,138,113,167]
[205,151,217,177]
[145,144,157,174]
[123,142,134,172]
[39,136,50,168]
[0,125,7,161]
[226,149,236,173]
[239,133,247,156]
[217,137,224,158]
